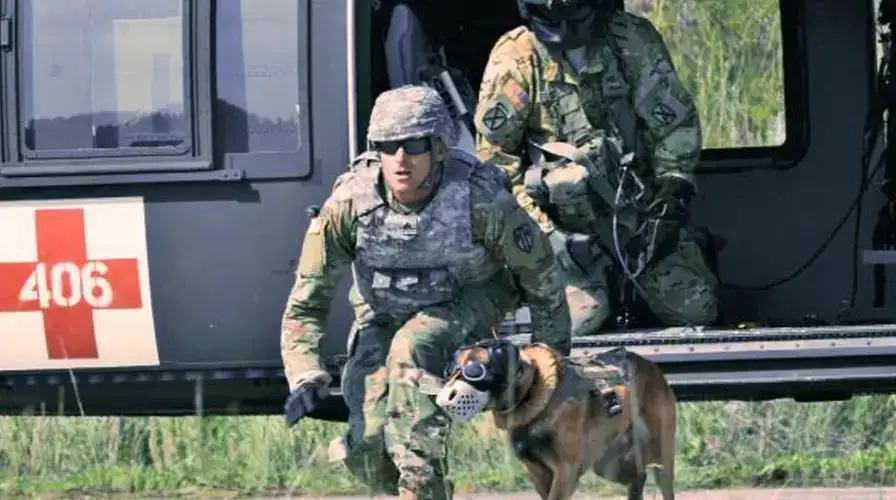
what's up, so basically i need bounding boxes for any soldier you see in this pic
[473,0,719,335]
[279,84,572,499]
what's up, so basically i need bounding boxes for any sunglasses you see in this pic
[373,137,432,155]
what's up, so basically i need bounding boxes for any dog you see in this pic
[434,338,677,500]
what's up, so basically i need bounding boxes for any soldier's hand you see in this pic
[549,229,599,273]
[283,380,327,427]
[645,177,695,262]
[567,233,601,271]
[644,217,681,263]
[650,177,694,225]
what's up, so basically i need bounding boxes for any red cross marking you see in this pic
[0,208,143,359]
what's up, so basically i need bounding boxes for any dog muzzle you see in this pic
[435,379,490,423]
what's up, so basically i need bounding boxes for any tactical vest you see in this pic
[520,26,652,249]
[551,349,635,471]
[350,150,505,316]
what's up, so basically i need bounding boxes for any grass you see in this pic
[3,396,896,497]
[640,0,787,149]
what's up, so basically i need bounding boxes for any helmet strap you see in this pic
[420,137,445,189]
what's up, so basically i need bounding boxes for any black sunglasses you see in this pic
[373,137,432,155]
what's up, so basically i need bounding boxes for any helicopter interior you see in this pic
[361,0,732,330]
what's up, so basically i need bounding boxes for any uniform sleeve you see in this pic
[280,196,356,389]
[473,186,572,356]
[473,33,561,235]
[625,17,702,187]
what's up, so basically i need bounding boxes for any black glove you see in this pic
[548,229,601,273]
[284,381,326,427]
[645,177,695,261]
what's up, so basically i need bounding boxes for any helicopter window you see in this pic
[366,0,807,172]
[629,1,787,150]
[18,0,192,155]
[215,0,303,154]
[209,0,313,180]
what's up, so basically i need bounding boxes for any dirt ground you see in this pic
[277,489,896,499]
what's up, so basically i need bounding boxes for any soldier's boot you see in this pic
[330,435,400,495]
[599,384,623,417]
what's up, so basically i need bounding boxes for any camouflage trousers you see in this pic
[560,226,719,336]
[337,278,517,499]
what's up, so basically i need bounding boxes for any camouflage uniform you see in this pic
[281,85,571,499]
[473,8,719,335]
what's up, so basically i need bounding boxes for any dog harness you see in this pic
[491,344,628,431]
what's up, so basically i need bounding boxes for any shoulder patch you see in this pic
[475,26,540,147]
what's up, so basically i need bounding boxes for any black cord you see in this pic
[724,150,885,292]
[724,53,889,293]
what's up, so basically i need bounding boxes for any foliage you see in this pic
[630,0,786,148]
[3,397,896,497]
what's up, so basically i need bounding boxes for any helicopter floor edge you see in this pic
[3,322,896,420]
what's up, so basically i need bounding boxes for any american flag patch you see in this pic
[502,79,528,109]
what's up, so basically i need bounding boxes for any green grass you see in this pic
[640,0,787,149]
[3,396,896,497]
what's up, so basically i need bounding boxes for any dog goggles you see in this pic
[459,361,488,382]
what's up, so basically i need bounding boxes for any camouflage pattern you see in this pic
[350,152,505,316]
[473,11,718,333]
[367,84,458,147]
[281,85,571,497]
[338,279,516,499]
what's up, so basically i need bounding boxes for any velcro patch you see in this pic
[480,101,510,131]
[649,97,689,131]
[502,78,529,110]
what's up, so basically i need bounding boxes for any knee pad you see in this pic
[566,286,612,336]
[570,306,611,336]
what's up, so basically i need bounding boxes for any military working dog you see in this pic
[434,338,676,500]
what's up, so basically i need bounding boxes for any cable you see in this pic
[611,165,698,327]
[724,150,885,292]
[725,47,890,293]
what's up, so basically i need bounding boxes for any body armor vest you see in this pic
[520,26,652,248]
[350,151,505,316]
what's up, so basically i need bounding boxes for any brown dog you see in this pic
[435,338,677,500]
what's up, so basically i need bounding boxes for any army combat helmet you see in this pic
[518,0,617,51]
[366,84,458,153]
